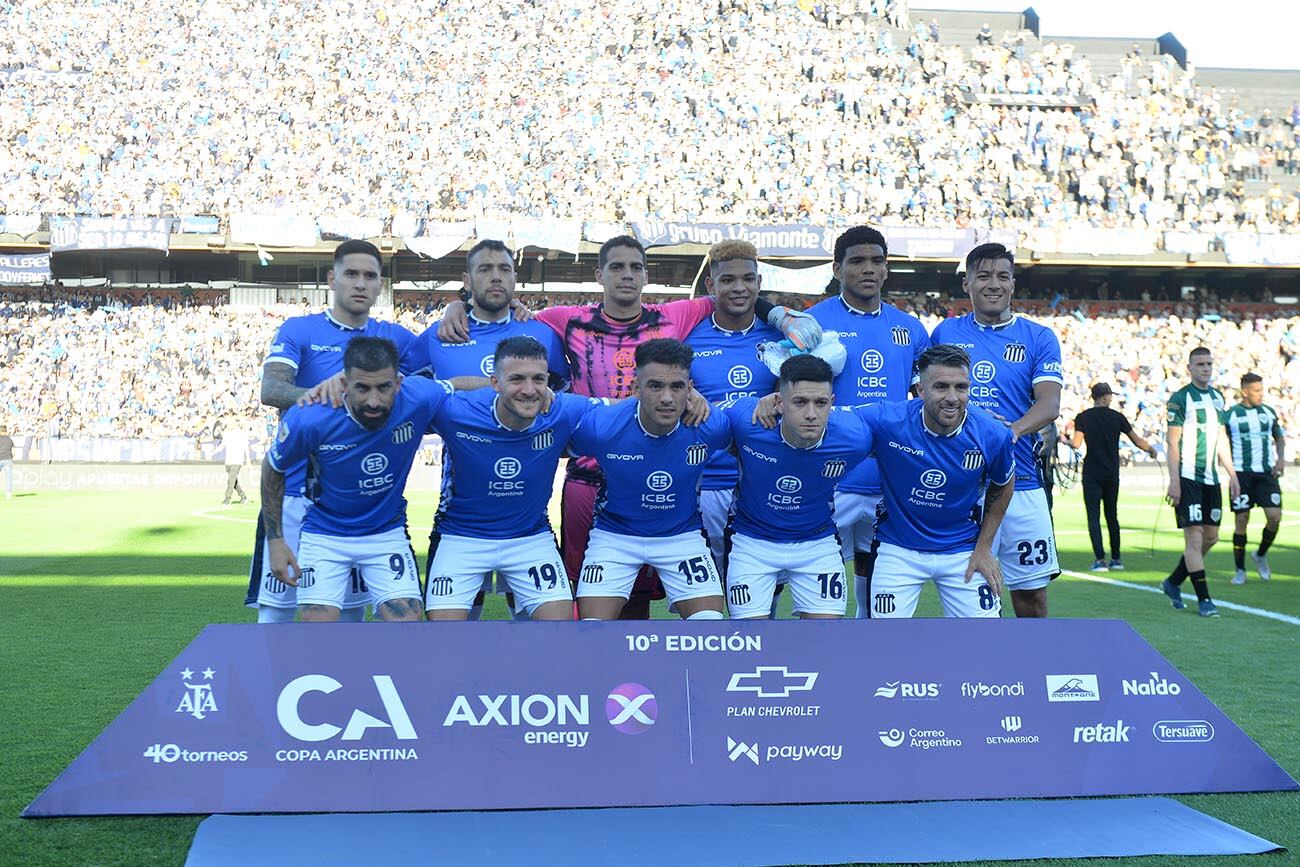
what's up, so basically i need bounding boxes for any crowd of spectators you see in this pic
[3,0,1300,236]
[2,291,1296,472]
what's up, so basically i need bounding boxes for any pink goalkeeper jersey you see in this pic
[538,296,715,478]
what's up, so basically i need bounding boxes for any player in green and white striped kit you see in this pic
[1227,373,1286,584]
[1161,347,1241,617]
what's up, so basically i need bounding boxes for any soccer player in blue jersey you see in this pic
[572,339,730,620]
[852,344,1016,618]
[686,240,782,572]
[261,337,446,622]
[406,239,569,620]
[249,240,417,623]
[807,226,931,618]
[931,243,1063,618]
[724,355,872,619]
[422,336,600,621]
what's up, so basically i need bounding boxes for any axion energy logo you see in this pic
[606,683,658,735]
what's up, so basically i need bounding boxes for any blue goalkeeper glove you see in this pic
[766,306,822,351]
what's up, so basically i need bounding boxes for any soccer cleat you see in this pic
[1091,560,1109,571]
[1198,600,1220,618]
[1251,552,1272,582]
[1231,569,1247,585]
[1161,579,1186,610]
[1108,560,1124,571]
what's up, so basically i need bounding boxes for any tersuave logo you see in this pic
[1153,720,1215,743]
[277,675,416,742]
[1122,672,1182,697]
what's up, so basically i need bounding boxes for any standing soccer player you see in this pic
[1071,383,1158,571]
[406,239,569,619]
[249,240,416,623]
[685,241,782,571]
[807,226,930,617]
[437,235,821,618]
[261,338,445,622]
[931,243,1063,618]
[572,339,730,620]
[852,344,1016,618]
[1161,347,1241,616]
[724,356,872,619]
[1226,373,1286,584]
[422,337,600,621]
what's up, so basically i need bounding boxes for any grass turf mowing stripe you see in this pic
[1061,569,1300,626]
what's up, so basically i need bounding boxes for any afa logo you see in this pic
[972,360,996,383]
[727,365,753,389]
[1003,343,1027,363]
[175,666,219,720]
[860,350,885,374]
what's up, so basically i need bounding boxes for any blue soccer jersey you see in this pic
[686,314,781,491]
[725,397,873,542]
[930,313,1063,491]
[568,400,733,537]
[405,311,569,383]
[807,296,931,495]
[267,377,453,537]
[264,311,417,496]
[852,401,1015,553]
[431,391,602,540]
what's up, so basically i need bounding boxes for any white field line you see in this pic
[191,506,258,525]
[1059,569,1300,627]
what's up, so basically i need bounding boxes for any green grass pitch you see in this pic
[1,482,1297,866]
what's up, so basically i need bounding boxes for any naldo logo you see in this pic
[1122,672,1182,697]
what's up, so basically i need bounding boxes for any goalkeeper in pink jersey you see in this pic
[439,235,822,617]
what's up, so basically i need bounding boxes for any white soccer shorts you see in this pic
[577,528,723,605]
[869,542,1002,618]
[834,490,882,562]
[249,496,371,610]
[992,487,1059,591]
[725,533,847,618]
[699,488,735,574]
[426,531,572,616]
[295,526,421,610]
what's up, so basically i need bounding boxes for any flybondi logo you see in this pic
[959,681,1024,700]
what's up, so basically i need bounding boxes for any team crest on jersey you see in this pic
[277,422,290,443]
[391,422,415,444]
[822,459,848,479]
[533,430,554,451]
[891,326,910,346]
[962,449,985,471]
[1003,343,1027,363]
[686,443,709,465]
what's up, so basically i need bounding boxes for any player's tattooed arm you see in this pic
[968,479,1013,595]
[262,362,308,410]
[260,457,287,540]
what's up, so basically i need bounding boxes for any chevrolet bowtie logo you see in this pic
[726,666,819,698]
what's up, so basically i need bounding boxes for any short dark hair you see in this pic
[344,336,399,374]
[1241,372,1263,387]
[916,343,971,375]
[635,338,693,371]
[1189,346,1212,362]
[494,335,548,370]
[466,239,513,272]
[333,240,383,272]
[779,354,833,388]
[964,243,1014,276]
[833,226,888,264]
[598,235,647,269]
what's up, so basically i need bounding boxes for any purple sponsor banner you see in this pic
[24,620,1296,817]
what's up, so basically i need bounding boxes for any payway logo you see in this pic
[726,736,842,763]
[726,666,818,698]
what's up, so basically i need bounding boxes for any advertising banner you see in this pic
[48,216,174,253]
[25,619,1296,816]
[0,252,51,284]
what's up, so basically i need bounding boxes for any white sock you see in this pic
[854,574,870,619]
[338,606,366,623]
[686,610,725,620]
[257,605,295,624]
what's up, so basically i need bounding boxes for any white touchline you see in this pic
[191,507,258,525]
[1059,569,1300,627]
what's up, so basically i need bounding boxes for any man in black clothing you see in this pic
[1071,383,1157,571]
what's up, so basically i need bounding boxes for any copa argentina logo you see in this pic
[275,674,420,763]
[175,666,218,720]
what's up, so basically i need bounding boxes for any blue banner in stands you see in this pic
[48,216,174,253]
[0,253,51,284]
[24,620,1297,816]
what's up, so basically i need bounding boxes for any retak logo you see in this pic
[1074,720,1131,743]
